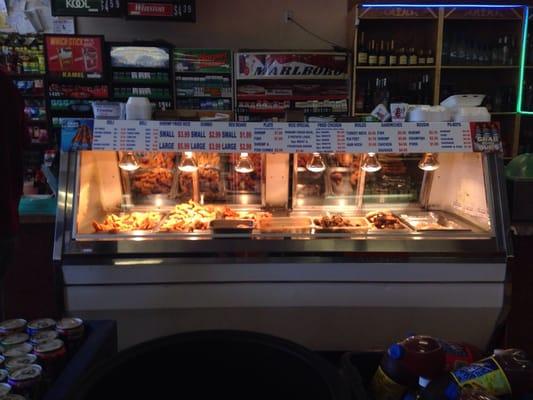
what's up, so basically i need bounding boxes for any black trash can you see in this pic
[69,330,350,400]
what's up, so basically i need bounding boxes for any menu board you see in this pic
[61,120,485,154]
[126,0,195,21]
[45,35,105,80]
[174,49,231,73]
[51,0,123,17]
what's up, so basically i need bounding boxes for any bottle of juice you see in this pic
[420,349,533,400]
[436,340,483,371]
[371,336,445,400]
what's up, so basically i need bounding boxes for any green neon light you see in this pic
[517,6,528,112]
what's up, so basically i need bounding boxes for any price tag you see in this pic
[284,123,316,153]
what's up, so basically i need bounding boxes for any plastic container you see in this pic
[70,330,350,400]
[126,97,152,120]
[505,154,533,221]
[370,336,445,400]
[420,348,533,400]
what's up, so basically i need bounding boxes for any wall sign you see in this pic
[175,49,231,73]
[59,120,489,154]
[236,52,348,80]
[52,0,123,17]
[45,35,105,80]
[126,0,195,21]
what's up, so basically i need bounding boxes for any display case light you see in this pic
[361,152,382,173]
[360,4,523,8]
[178,152,198,173]
[418,153,440,171]
[234,152,254,173]
[306,153,326,173]
[118,152,140,172]
[518,6,529,113]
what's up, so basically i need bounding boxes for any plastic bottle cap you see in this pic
[445,383,460,400]
[388,344,406,360]
[419,377,431,388]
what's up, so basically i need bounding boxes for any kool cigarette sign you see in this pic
[52,0,123,17]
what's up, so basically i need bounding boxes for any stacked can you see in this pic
[7,364,42,399]
[0,320,27,335]
[33,339,67,384]
[5,355,38,374]
[56,318,85,356]
[0,381,11,396]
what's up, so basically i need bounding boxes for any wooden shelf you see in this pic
[442,65,519,70]
[356,65,435,70]
[237,94,348,101]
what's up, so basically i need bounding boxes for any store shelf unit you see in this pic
[234,51,351,122]
[174,49,233,112]
[349,3,527,158]
[1,33,56,195]
[108,41,174,111]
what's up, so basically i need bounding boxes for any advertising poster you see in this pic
[60,118,94,151]
[470,121,502,153]
[174,49,231,73]
[237,52,348,80]
[45,35,105,80]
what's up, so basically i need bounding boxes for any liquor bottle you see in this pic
[496,36,503,64]
[457,36,466,65]
[368,40,378,66]
[364,80,373,112]
[442,39,449,65]
[426,49,434,65]
[510,36,516,65]
[408,47,418,65]
[389,40,397,66]
[355,87,365,112]
[378,40,387,66]
[449,36,457,65]
[357,32,368,66]
[502,36,509,65]
[418,49,426,65]
[399,47,408,66]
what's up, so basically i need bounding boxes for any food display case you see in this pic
[54,120,511,350]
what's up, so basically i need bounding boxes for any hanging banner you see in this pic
[59,120,485,154]
[236,52,349,80]
[51,0,123,17]
[45,35,105,80]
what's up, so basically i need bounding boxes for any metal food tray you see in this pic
[312,216,371,234]
[366,212,412,233]
[399,212,472,232]
[259,217,313,234]
[210,219,254,234]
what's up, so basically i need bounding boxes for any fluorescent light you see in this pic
[361,4,523,8]
[517,9,528,112]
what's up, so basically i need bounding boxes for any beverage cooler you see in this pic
[53,120,511,350]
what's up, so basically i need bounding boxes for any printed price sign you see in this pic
[126,0,195,21]
[65,120,477,154]
[284,123,316,152]
[52,0,123,17]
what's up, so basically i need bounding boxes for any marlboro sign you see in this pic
[126,0,195,21]
[237,52,348,80]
